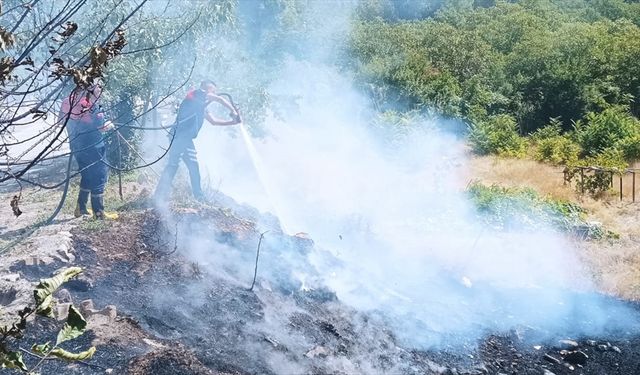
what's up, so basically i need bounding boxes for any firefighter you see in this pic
[154,80,241,202]
[60,84,117,219]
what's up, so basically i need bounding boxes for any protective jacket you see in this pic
[59,90,111,217]
[60,93,107,151]
[174,89,208,139]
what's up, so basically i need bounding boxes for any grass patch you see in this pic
[467,182,611,238]
[79,217,112,232]
[62,170,151,215]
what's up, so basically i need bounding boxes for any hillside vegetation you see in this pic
[350,0,640,169]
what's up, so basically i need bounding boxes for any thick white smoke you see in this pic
[191,59,638,349]
[144,1,639,359]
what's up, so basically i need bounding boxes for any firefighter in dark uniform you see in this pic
[155,80,241,202]
[60,84,117,219]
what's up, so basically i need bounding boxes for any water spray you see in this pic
[218,93,290,233]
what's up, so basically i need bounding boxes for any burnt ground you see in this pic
[3,193,640,375]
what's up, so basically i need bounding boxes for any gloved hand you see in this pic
[99,120,115,132]
[231,112,242,124]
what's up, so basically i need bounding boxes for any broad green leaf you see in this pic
[1,351,28,371]
[31,342,51,356]
[56,306,87,345]
[34,267,82,317]
[35,294,54,318]
[50,346,96,361]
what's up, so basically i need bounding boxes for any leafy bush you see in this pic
[368,110,423,147]
[536,136,581,165]
[530,119,562,142]
[564,148,628,197]
[575,106,640,157]
[614,134,640,160]
[532,121,581,165]
[468,114,526,157]
[467,182,592,235]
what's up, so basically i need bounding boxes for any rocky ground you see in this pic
[1,184,640,374]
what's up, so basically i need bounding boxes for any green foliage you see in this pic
[565,148,628,197]
[349,1,640,134]
[1,267,95,373]
[56,306,87,345]
[34,267,82,318]
[0,352,27,372]
[583,147,629,171]
[369,110,425,146]
[530,119,562,142]
[536,135,581,165]
[532,121,581,165]
[49,346,96,362]
[468,114,525,157]
[467,182,596,235]
[615,134,640,160]
[575,106,640,157]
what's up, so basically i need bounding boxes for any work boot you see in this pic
[74,206,93,218]
[91,194,118,220]
[94,211,119,220]
[74,189,92,217]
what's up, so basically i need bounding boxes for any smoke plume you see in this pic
[145,1,640,367]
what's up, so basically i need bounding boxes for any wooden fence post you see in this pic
[633,172,636,203]
[620,174,623,201]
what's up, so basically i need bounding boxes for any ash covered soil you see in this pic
[3,193,640,375]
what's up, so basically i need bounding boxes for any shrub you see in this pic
[614,134,640,160]
[575,106,640,157]
[565,148,628,197]
[467,182,589,234]
[530,119,562,142]
[532,120,582,165]
[536,136,582,165]
[469,114,526,157]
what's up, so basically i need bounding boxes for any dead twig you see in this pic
[171,221,178,255]
[249,231,269,291]
[10,193,22,217]
[154,220,180,257]
[115,129,160,178]
[6,170,23,217]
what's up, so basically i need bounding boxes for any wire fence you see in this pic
[563,166,640,202]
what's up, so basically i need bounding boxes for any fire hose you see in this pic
[45,153,73,224]
[217,92,242,125]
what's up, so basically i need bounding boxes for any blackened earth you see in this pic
[9,195,640,375]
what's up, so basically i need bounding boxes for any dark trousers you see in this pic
[155,136,203,198]
[74,146,108,212]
